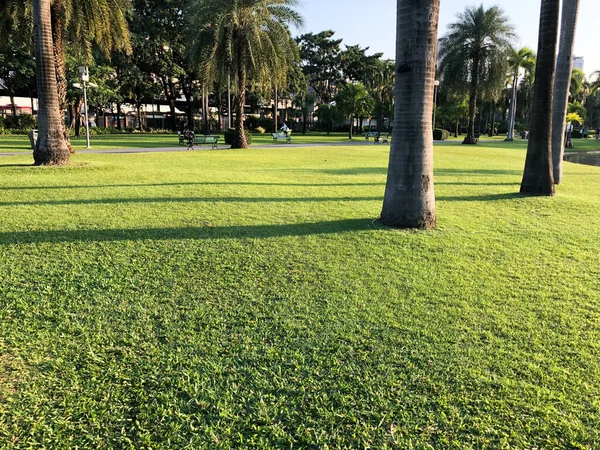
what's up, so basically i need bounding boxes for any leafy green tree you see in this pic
[520,0,560,196]
[188,0,302,148]
[381,0,439,229]
[296,30,342,103]
[293,92,315,135]
[438,5,515,144]
[316,103,343,134]
[506,47,536,140]
[334,83,373,139]
[340,44,383,85]
[0,37,36,118]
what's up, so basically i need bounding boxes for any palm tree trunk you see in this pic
[32,0,70,165]
[463,55,480,144]
[520,0,559,196]
[10,95,17,118]
[381,0,439,229]
[50,0,74,154]
[551,0,580,184]
[232,67,248,149]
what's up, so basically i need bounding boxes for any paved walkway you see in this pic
[0,138,493,158]
[0,140,393,157]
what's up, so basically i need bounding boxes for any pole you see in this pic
[432,80,440,131]
[227,73,232,129]
[432,85,438,129]
[83,78,90,149]
[274,85,278,133]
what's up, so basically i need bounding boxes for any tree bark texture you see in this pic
[463,55,480,144]
[232,66,248,148]
[33,0,70,165]
[381,0,439,229]
[520,0,559,196]
[551,0,580,184]
[50,0,74,154]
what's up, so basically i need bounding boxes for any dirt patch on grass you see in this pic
[0,353,26,402]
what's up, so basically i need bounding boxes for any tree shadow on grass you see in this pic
[0,163,34,168]
[436,192,523,202]
[0,219,373,245]
[0,181,384,191]
[0,195,381,207]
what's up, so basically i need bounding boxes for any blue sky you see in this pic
[296,0,599,79]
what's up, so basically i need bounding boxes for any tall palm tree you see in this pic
[520,0,560,196]
[438,5,515,145]
[334,83,373,139]
[1,0,131,152]
[505,47,536,140]
[380,0,440,229]
[32,0,70,165]
[551,0,580,184]
[187,0,302,149]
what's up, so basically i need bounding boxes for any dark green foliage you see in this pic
[224,128,252,145]
[433,129,450,140]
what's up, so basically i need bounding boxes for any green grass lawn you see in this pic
[0,131,354,153]
[1,142,599,448]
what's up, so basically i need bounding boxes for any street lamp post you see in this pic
[74,66,97,149]
[433,80,440,130]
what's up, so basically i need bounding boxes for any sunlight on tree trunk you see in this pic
[33,0,70,166]
[520,0,559,196]
[381,0,439,229]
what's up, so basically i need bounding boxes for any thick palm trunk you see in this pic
[232,68,248,149]
[463,55,480,144]
[520,0,559,196]
[33,0,70,165]
[551,0,580,184]
[50,0,74,154]
[381,0,439,229]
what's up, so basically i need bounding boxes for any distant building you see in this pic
[573,56,584,71]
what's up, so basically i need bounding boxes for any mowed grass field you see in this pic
[0,142,599,448]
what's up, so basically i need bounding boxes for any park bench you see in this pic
[178,132,219,149]
[272,132,292,143]
[364,131,379,140]
[374,133,390,144]
[190,135,220,150]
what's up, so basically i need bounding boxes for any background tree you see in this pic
[188,0,302,148]
[296,30,342,103]
[520,0,560,196]
[316,103,343,134]
[0,36,36,119]
[334,83,373,139]
[381,0,440,229]
[293,92,315,135]
[551,0,580,184]
[438,5,515,144]
[506,47,536,140]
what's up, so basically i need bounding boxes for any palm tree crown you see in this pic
[438,5,515,144]
[187,0,302,148]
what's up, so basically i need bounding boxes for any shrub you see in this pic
[224,128,252,146]
[255,126,266,134]
[433,129,450,140]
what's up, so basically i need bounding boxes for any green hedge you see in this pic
[433,129,450,140]
[224,128,252,146]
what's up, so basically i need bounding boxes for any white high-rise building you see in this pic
[573,56,584,71]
